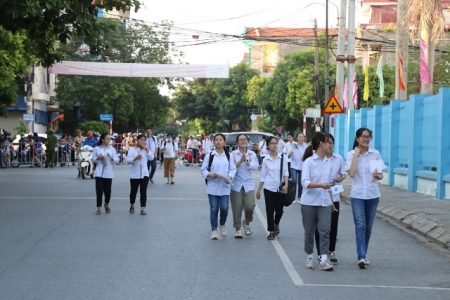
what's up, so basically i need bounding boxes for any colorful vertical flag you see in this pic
[363,66,369,101]
[420,38,432,84]
[398,50,406,90]
[343,77,348,108]
[352,73,358,107]
[376,56,384,98]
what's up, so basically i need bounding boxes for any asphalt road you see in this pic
[1,163,450,300]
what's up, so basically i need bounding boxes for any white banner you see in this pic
[49,61,229,78]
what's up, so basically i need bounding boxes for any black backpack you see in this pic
[205,150,230,185]
[163,141,175,147]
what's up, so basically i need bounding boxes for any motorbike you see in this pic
[182,148,203,166]
[78,145,94,179]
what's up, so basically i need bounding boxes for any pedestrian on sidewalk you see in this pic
[126,134,154,215]
[256,136,289,241]
[145,127,158,184]
[230,134,259,239]
[290,132,307,204]
[201,133,236,240]
[346,127,385,269]
[92,133,119,215]
[300,131,334,271]
[314,133,347,265]
[161,133,178,184]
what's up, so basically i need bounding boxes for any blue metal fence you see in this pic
[332,87,450,199]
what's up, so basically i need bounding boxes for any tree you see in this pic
[0,27,34,116]
[55,19,177,132]
[404,0,446,94]
[215,63,259,131]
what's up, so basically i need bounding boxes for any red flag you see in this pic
[398,50,406,91]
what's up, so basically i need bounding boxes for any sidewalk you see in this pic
[341,179,450,250]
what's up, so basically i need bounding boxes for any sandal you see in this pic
[104,204,111,213]
[129,207,135,213]
[267,232,276,240]
[95,209,101,215]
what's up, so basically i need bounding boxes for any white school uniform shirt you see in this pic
[329,152,347,202]
[162,141,178,158]
[301,153,333,206]
[126,147,154,179]
[290,142,307,170]
[201,150,237,196]
[146,136,157,156]
[260,153,289,193]
[230,149,259,192]
[346,148,386,199]
[92,145,119,178]
[277,139,285,153]
[282,142,293,163]
[259,140,269,157]
[202,139,213,154]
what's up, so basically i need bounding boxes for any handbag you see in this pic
[279,154,296,207]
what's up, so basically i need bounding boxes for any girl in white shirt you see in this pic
[290,133,307,203]
[282,133,294,178]
[92,133,119,215]
[346,127,385,269]
[161,133,178,184]
[201,134,237,240]
[256,136,289,240]
[230,134,259,238]
[126,134,154,215]
[301,132,334,271]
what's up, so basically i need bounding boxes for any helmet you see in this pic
[87,131,93,136]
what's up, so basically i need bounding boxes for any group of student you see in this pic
[201,128,385,272]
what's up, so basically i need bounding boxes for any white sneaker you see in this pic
[234,231,243,239]
[358,259,366,269]
[305,258,314,269]
[319,259,334,271]
[297,197,301,204]
[365,259,370,265]
[219,225,227,237]
[242,220,253,236]
[211,230,219,240]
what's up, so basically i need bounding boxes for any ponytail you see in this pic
[302,145,314,161]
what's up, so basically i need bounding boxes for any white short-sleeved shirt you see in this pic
[163,141,178,158]
[282,142,293,163]
[346,148,386,199]
[301,153,332,206]
[260,153,289,193]
[290,142,307,170]
[329,153,347,202]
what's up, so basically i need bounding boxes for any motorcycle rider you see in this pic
[79,131,98,176]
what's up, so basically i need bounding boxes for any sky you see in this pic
[132,0,360,66]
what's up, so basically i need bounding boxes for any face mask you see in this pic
[167,138,172,142]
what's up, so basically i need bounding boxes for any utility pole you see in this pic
[314,18,320,109]
[395,0,408,99]
[336,0,347,109]
[346,0,357,110]
[324,0,330,131]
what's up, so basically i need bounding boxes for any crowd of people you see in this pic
[200,128,385,272]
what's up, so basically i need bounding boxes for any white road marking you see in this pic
[303,284,450,291]
[254,204,305,286]
[0,196,206,200]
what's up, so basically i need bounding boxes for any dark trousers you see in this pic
[130,177,149,207]
[264,189,284,232]
[95,177,112,207]
[192,148,198,163]
[45,149,55,167]
[315,201,340,254]
[287,162,291,178]
[147,159,157,179]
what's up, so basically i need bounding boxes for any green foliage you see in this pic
[383,22,396,32]
[353,64,395,107]
[13,118,27,135]
[79,121,109,135]
[215,63,259,130]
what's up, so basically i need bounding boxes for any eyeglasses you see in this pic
[360,135,372,140]
[238,138,248,142]
[269,142,278,145]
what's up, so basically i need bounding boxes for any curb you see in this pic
[341,192,450,250]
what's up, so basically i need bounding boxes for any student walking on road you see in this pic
[230,134,259,239]
[314,133,347,264]
[145,127,158,184]
[346,127,385,269]
[201,134,236,240]
[301,132,334,271]
[290,132,307,203]
[256,136,289,240]
[161,133,178,184]
[92,133,119,215]
[126,134,154,215]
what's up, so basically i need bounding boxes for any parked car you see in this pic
[220,131,274,154]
